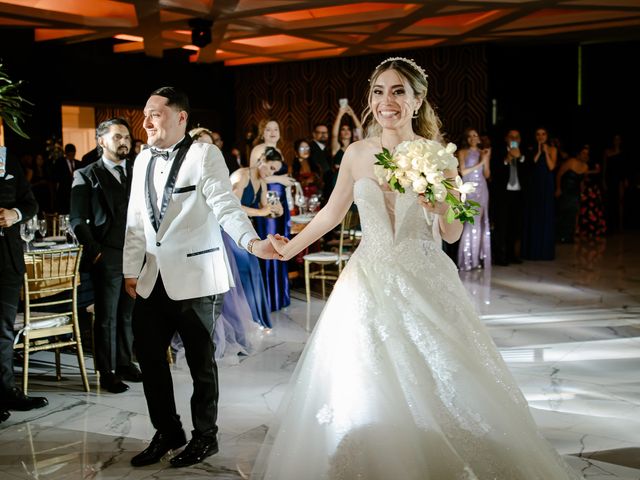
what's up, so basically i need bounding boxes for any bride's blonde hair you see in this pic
[362,58,441,141]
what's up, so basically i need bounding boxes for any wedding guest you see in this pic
[456,128,491,270]
[0,156,47,417]
[52,143,78,213]
[292,139,321,198]
[330,103,363,188]
[123,87,277,468]
[29,153,52,213]
[555,144,589,243]
[522,127,557,260]
[229,150,284,326]
[577,145,606,239]
[254,147,291,312]
[491,129,525,265]
[249,120,293,311]
[70,118,141,394]
[309,122,332,199]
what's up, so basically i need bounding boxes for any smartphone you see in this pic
[339,98,348,108]
[509,141,518,149]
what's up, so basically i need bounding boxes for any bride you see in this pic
[253,58,582,480]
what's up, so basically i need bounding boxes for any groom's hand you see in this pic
[124,278,138,299]
[251,238,284,260]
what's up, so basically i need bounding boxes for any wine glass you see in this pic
[38,218,47,239]
[20,221,36,251]
[308,194,321,214]
[293,182,307,215]
[58,214,68,237]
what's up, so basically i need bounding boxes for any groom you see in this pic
[124,87,278,468]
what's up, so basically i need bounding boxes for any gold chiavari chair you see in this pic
[303,210,358,303]
[14,246,90,393]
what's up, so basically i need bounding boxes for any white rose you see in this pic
[406,169,421,182]
[412,176,428,194]
[426,171,445,185]
[396,154,411,170]
[432,183,447,202]
[398,176,413,189]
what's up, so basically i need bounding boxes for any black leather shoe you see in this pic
[0,409,9,423]
[170,436,218,468]
[99,372,129,394]
[115,365,143,383]
[131,430,187,467]
[0,387,48,411]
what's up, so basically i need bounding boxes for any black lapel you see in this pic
[93,161,117,216]
[158,135,193,223]
[145,155,161,232]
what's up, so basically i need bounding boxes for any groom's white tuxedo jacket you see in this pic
[123,137,257,300]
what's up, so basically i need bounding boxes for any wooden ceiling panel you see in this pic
[0,0,638,65]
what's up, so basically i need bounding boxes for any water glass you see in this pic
[20,221,35,251]
[38,218,47,238]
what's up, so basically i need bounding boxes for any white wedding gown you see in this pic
[251,177,582,480]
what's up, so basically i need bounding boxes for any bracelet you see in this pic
[247,238,258,254]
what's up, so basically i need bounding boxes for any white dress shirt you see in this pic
[102,157,127,183]
[151,139,182,212]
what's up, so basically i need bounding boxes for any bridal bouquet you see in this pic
[373,138,480,224]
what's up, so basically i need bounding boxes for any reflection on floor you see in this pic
[1,233,638,479]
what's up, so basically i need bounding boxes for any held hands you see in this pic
[251,237,286,260]
[268,234,290,260]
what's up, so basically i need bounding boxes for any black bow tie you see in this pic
[150,148,170,161]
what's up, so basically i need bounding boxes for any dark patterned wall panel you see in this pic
[233,45,487,163]
[95,108,146,142]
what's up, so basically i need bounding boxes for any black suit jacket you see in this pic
[69,159,132,269]
[309,141,330,177]
[52,156,75,213]
[0,158,38,275]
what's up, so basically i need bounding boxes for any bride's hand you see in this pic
[268,234,290,260]
[418,195,449,216]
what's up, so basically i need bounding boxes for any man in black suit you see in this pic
[491,128,526,265]
[52,143,78,213]
[0,155,48,419]
[70,118,141,394]
[309,122,332,200]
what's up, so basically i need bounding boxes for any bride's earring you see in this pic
[412,110,419,119]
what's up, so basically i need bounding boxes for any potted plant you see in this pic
[0,62,32,140]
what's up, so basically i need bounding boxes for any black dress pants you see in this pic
[91,247,135,374]
[493,189,523,264]
[0,271,21,393]
[132,275,223,439]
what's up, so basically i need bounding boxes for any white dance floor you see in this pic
[1,233,638,479]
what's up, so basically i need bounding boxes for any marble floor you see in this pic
[1,233,639,479]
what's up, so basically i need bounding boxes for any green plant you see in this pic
[0,63,32,139]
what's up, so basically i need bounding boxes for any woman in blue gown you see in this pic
[229,152,285,329]
[522,127,557,260]
[254,149,291,312]
[249,119,294,312]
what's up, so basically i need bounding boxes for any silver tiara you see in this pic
[375,57,428,81]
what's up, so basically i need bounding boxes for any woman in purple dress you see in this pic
[456,128,491,271]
